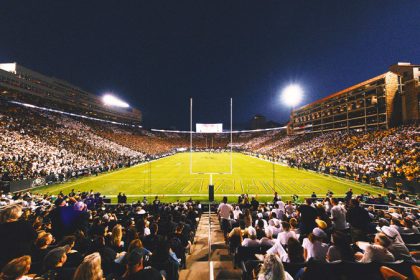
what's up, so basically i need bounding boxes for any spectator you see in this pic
[326,231,354,262]
[0,255,31,280]
[217,196,233,240]
[122,248,163,280]
[356,233,395,263]
[260,228,276,247]
[330,198,347,231]
[0,205,37,268]
[380,226,412,261]
[297,199,318,239]
[73,253,103,280]
[257,254,293,280]
[41,245,75,280]
[346,199,371,242]
[302,228,328,261]
[277,221,297,246]
[242,227,260,247]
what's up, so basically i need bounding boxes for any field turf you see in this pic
[34,152,384,203]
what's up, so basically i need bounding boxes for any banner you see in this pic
[196,123,223,133]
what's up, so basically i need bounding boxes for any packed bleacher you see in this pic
[0,190,201,280]
[1,99,417,193]
[217,193,419,280]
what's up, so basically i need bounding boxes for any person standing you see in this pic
[218,196,233,240]
[330,198,347,231]
[297,199,317,240]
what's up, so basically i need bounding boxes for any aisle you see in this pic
[179,211,242,280]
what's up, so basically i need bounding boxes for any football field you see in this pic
[34,153,384,202]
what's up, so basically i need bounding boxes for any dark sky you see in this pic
[1,1,419,129]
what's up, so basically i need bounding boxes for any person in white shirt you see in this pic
[330,198,347,230]
[380,226,412,261]
[254,213,268,229]
[217,196,233,220]
[260,227,276,247]
[302,228,329,261]
[258,254,293,280]
[277,221,297,246]
[218,196,233,240]
[272,203,284,220]
[232,206,242,220]
[356,233,395,263]
[285,201,294,216]
[242,227,260,247]
[267,219,281,237]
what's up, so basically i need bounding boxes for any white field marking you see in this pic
[104,193,349,197]
[249,154,383,193]
[32,156,170,192]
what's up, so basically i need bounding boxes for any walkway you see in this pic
[180,210,242,280]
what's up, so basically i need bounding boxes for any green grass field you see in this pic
[34,153,384,203]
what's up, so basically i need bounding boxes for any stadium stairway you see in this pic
[179,211,242,280]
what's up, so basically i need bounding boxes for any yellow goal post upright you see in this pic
[189,97,233,201]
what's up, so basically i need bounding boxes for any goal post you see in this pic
[189,98,233,201]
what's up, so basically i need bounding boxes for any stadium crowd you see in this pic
[0,190,201,280]
[218,193,420,279]
[1,100,418,193]
[0,101,148,182]
[276,126,419,185]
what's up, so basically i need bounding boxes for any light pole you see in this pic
[273,84,303,196]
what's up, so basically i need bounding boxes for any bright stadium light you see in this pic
[102,94,130,108]
[281,84,303,107]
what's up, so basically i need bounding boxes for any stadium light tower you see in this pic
[281,84,303,108]
[102,94,130,108]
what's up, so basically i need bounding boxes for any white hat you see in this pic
[390,213,401,219]
[248,227,257,236]
[380,226,398,240]
[257,213,263,219]
[312,228,327,238]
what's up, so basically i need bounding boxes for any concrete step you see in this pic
[180,212,242,280]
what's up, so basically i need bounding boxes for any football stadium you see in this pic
[1,2,419,280]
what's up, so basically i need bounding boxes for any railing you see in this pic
[360,202,419,211]
[208,203,214,280]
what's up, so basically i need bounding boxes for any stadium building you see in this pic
[289,62,420,134]
[0,62,142,125]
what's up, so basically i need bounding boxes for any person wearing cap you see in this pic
[356,233,395,263]
[233,206,242,220]
[260,227,276,246]
[302,228,328,261]
[380,226,412,261]
[122,248,163,280]
[242,227,260,247]
[41,245,75,280]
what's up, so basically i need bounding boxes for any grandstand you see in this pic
[0,63,418,280]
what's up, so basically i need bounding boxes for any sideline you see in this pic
[29,155,172,193]
[249,154,384,194]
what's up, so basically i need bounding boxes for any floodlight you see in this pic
[281,84,303,107]
[102,94,129,108]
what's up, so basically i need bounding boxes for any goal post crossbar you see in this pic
[189,97,233,175]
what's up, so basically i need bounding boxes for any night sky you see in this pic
[1,1,419,129]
